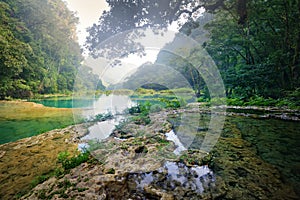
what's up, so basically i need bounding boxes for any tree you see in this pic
[86,0,300,100]
[0,2,33,98]
[204,0,300,98]
[0,0,84,99]
[85,0,227,58]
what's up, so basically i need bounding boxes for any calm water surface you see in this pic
[0,96,299,195]
[0,95,135,144]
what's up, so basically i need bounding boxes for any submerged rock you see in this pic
[5,106,299,199]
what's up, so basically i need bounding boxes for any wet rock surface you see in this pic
[0,124,88,200]
[2,106,300,199]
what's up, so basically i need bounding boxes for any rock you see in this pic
[9,106,299,200]
[0,150,5,158]
[144,186,174,199]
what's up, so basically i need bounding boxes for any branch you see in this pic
[176,0,225,19]
[176,5,203,18]
[202,0,225,11]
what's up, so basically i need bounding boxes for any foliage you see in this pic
[203,0,300,99]
[30,174,52,189]
[57,151,89,171]
[131,115,151,125]
[86,0,226,58]
[127,101,151,115]
[207,95,300,109]
[225,98,244,106]
[86,0,299,104]
[93,112,113,122]
[136,88,156,95]
[158,98,186,108]
[245,96,277,106]
[0,0,103,99]
[127,101,152,125]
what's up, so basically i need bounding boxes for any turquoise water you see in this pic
[0,95,135,144]
[1,97,300,196]
[30,98,94,108]
[0,116,74,144]
[31,97,163,109]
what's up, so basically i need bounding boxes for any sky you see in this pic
[63,0,188,47]
[63,0,109,46]
[62,1,203,86]
[63,0,164,86]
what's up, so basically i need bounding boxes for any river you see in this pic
[0,95,299,197]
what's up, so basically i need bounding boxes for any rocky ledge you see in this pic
[18,108,298,199]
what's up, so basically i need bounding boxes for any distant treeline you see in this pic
[0,0,103,99]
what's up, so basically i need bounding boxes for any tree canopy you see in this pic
[0,0,104,99]
[86,0,300,101]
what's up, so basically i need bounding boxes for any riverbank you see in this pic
[0,101,299,199]
[0,105,298,199]
[0,100,73,120]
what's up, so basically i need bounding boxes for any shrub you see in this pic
[197,97,209,102]
[136,88,156,94]
[245,95,277,106]
[127,102,152,125]
[127,101,151,115]
[209,97,227,106]
[93,112,113,122]
[226,98,244,106]
[158,98,185,108]
[132,115,151,125]
[57,151,89,170]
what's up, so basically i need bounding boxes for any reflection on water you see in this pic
[78,95,135,149]
[129,161,214,194]
[168,113,211,151]
[168,113,300,195]
[82,116,124,141]
[75,95,135,122]
[165,130,186,155]
[31,98,94,108]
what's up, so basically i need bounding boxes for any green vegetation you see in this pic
[28,150,90,193]
[127,101,152,125]
[158,98,186,108]
[0,0,104,99]
[204,1,299,100]
[1,0,299,105]
[57,151,90,171]
[125,96,188,125]
[30,174,53,189]
[85,0,299,108]
[107,168,115,174]
[92,112,114,122]
[199,91,300,109]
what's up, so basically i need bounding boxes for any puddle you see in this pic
[165,130,187,155]
[78,115,124,151]
[128,161,215,195]
[82,116,124,141]
[78,143,90,152]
